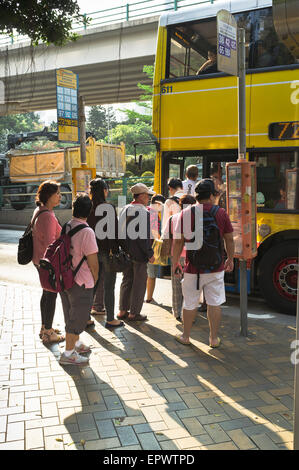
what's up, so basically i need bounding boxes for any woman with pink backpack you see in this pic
[31,180,64,344]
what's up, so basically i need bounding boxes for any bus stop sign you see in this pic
[217,10,238,76]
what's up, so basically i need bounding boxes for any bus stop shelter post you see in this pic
[238,28,248,337]
[293,243,299,450]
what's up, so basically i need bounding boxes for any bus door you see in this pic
[162,156,184,195]
[202,153,238,209]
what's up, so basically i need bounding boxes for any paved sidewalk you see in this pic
[0,281,295,450]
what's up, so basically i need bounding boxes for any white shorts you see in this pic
[182,271,226,310]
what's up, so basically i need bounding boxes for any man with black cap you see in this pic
[118,183,155,321]
[172,178,234,347]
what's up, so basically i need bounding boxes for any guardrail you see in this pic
[0,0,217,47]
[0,176,155,210]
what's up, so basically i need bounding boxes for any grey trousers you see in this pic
[60,283,94,335]
[119,261,147,317]
[170,257,184,318]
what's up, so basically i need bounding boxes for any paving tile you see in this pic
[250,433,280,450]
[138,432,161,450]
[6,421,24,441]
[77,413,96,431]
[84,437,120,450]
[26,428,44,449]
[204,423,231,444]
[116,425,139,446]
[0,440,25,450]
[227,429,256,450]
[96,419,117,439]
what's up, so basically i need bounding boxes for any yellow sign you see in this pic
[56,69,77,89]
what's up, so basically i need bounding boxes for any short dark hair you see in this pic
[195,191,211,202]
[185,165,198,180]
[35,180,60,206]
[151,194,166,204]
[179,194,196,209]
[72,193,92,218]
[168,177,183,190]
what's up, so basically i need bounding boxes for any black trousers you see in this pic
[35,265,57,329]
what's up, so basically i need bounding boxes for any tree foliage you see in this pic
[0,0,84,45]
[0,112,41,152]
[86,105,117,141]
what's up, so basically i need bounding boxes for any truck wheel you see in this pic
[59,185,72,210]
[258,241,298,315]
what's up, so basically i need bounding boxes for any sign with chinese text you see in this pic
[217,10,238,76]
[56,69,79,143]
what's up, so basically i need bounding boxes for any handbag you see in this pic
[104,249,131,273]
[17,209,49,265]
[152,239,169,266]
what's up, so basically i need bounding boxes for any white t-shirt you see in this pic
[182,179,196,195]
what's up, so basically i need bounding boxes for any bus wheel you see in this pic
[258,241,298,315]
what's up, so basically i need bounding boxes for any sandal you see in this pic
[42,331,65,344]
[117,311,129,320]
[91,309,106,315]
[39,327,61,339]
[127,314,147,322]
[175,334,191,346]
[209,337,221,348]
[105,321,124,329]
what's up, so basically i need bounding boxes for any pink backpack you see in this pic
[38,222,88,293]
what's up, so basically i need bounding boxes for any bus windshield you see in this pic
[167,7,297,79]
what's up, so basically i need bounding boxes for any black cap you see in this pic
[194,178,219,196]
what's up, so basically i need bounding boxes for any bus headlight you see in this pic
[258,224,271,238]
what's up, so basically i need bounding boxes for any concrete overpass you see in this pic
[0,16,159,115]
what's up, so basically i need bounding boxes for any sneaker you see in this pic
[75,343,92,354]
[59,351,89,365]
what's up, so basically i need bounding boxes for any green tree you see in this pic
[0,112,42,152]
[110,121,154,156]
[0,0,84,45]
[86,105,117,141]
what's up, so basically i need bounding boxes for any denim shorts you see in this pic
[147,263,160,279]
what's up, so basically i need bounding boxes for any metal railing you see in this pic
[0,176,155,209]
[0,0,217,47]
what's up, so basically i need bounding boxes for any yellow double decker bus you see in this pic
[152,0,299,314]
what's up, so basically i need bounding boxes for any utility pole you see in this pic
[79,95,87,165]
[237,28,248,337]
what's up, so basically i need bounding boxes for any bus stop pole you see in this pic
[238,28,248,337]
[293,243,299,449]
[79,95,87,166]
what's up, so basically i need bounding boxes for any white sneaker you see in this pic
[59,351,89,365]
[75,343,92,354]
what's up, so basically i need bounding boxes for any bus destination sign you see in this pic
[269,121,299,140]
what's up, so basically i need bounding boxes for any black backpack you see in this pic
[187,205,223,273]
[17,210,49,265]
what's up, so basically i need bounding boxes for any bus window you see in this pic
[248,8,297,68]
[168,19,219,78]
[254,152,299,211]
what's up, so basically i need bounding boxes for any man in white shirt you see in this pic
[162,178,185,231]
[182,165,199,196]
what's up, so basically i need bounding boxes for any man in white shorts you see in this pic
[172,179,234,347]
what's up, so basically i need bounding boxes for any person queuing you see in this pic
[118,183,155,322]
[59,194,99,365]
[182,165,199,196]
[32,180,64,345]
[162,178,185,232]
[172,179,234,347]
[87,178,124,329]
[162,194,196,321]
[146,194,166,304]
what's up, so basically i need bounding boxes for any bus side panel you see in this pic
[152,26,168,140]
[159,76,251,152]
[249,69,299,149]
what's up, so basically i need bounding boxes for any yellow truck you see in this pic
[4,135,125,210]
